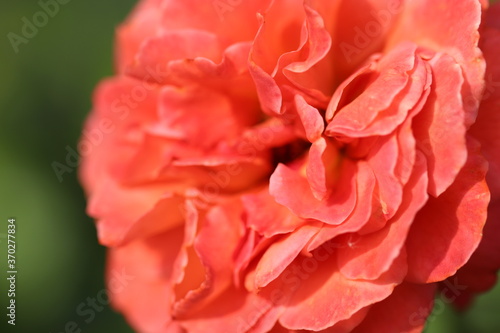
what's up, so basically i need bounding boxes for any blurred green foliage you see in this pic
[0,1,499,333]
[0,0,135,332]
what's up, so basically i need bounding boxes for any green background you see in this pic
[0,1,499,332]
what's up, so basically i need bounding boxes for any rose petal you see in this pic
[306,160,385,252]
[412,52,468,197]
[306,137,339,200]
[270,158,357,225]
[336,152,428,280]
[179,286,273,333]
[326,43,418,138]
[88,179,182,246]
[174,200,246,317]
[366,134,403,219]
[107,227,184,333]
[405,139,490,283]
[243,189,305,238]
[253,223,321,289]
[330,0,404,82]
[295,94,324,142]
[115,0,163,72]
[279,250,406,330]
[387,0,485,124]
[470,12,500,197]
[350,282,437,333]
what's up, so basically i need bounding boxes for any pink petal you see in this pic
[366,134,403,219]
[243,189,305,238]
[115,0,163,72]
[405,139,490,283]
[306,137,339,200]
[353,55,428,137]
[279,250,406,330]
[88,179,181,246]
[280,4,334,98]
[387,0,485,125]
[174,200,246,317]
[295,94,324,142]
[450,6,500,305]
[253,223,321,289]
[325,59,377,122]
[350,282,437,333]
[156,86,243,147]
[161,0,270,45]
[326,43,419,138]
[127,30,223,79]
[306,160,385,252]
[270,158,358,225]
[329,0,404,82]
[249,60,284,114]
[79,76,161,193]
[179,286,274,333]
[393,69,433,186]
[337,152,428,280]
[412,53,468,197]
[107,227,184,333]
[470,8,500,197]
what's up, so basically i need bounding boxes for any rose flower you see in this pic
[79,0,500,332]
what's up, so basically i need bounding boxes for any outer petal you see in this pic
[412,53,468,197]
[452,4,500,306]
[387,0,485,125]
[174,201,245,317]
[350,282,437,333]
[87,179,182,246]
[79,76,161,193]
[107,227,184,333]
[449,199,500,308]
[365,134,403,220]
[115,0,163,72]
[405,139,490,283]
[470,5,500,197]
[161,0,270,44]
[279,250,406,330]
[179,286,274,333]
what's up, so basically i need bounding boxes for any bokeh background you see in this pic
[0,1,499,332]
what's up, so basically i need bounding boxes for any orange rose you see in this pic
[80,1,500,332]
